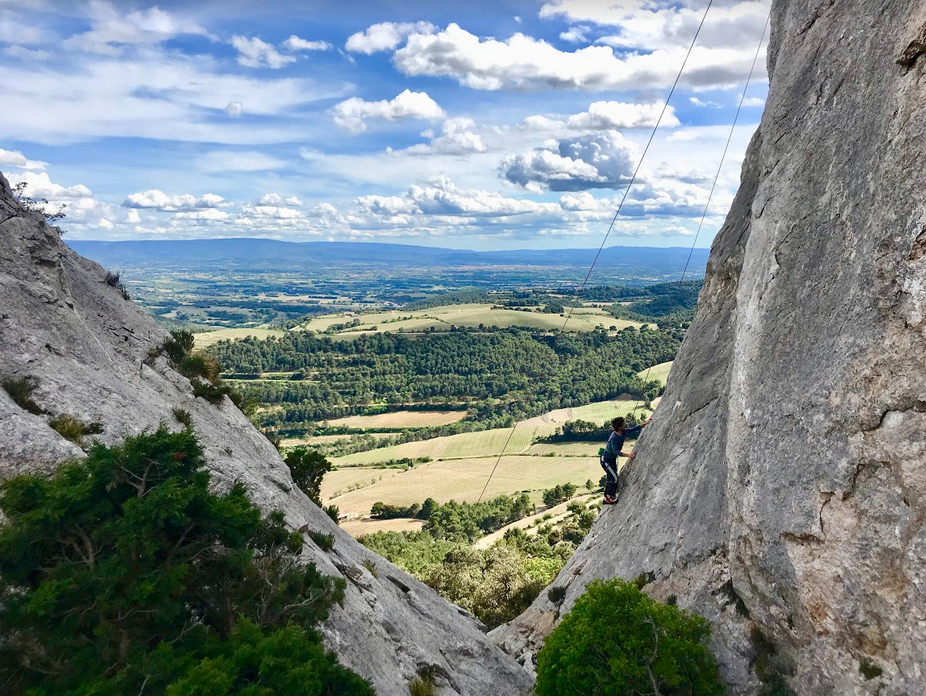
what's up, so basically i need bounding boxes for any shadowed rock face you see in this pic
[494,1,926,694]
[0,173,533,696]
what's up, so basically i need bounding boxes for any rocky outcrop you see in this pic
[494,1,926,694]
[0,174,532,696]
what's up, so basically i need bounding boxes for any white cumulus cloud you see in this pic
[541,0,770,52]
[392,22,765,91]
[11,171,91,198]
[332,89,445,133]
[345,21,436,54]
[0,148,46,170]
[402,118,487,156]
[122,189,229,211]
[358,174,561,218]
[501,130,638,192]
[241,204,304,220]
[258,193,304,206]
[523,101,679,133]
[172,209,232,222]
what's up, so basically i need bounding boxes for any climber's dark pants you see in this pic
[600,456,619,497]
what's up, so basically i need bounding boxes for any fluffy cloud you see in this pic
[282,35,331,52]
[523,101,679,133]
[402,118,487,156]
[172,209,232,222]
[122,190,228,211]
[345,21,436,54]
[358,175,561,221]
[347,174,708,239]
[258,193,304,206]
[501,130,638,192]
[742,96,766,107]
[7,170,115,233]
[392,21,766,91]
[11,171,92,199]
[540,0,770,52]
[332,89,445,133]
[0,148,47,170]
[64,2,210,55]
[225,101,244,117]
[240,204,304,220]
[232,36,296,69]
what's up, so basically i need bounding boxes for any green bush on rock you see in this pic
[536,579,725,696]
[0,425,372,695]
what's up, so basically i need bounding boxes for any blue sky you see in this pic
[0,0,770,250]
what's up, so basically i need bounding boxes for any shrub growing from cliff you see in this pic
[285,446,332,506]
[0,426,373,695]
[535,579,724,696]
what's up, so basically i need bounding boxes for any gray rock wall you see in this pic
[494,1,926,694]
[0,173,532,696]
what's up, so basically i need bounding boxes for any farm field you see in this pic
[332,422,556,466]
[298,303,641,335]
[522,398,652,427]
[322,467,407,500]
[322,454,602,515]
[526,442,600,457]
[194,327,285,348]
[639,360,674,386]
[339,517,426,537]
[331,397,651,466]
[326,410,468,429]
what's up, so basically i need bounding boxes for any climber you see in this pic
[600,416,651,505]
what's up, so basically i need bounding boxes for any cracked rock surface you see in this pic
[493,1,926,694]
[0,173,533,696]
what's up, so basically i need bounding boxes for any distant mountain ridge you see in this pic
[68,238,709,275]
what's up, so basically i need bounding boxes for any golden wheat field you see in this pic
[322,454,603,515]
[325,410,468,429]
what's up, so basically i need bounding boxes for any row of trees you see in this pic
[211,326,676,427]
[370,494,534,543]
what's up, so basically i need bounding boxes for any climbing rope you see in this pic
[475,0,718,504]
[631,9,771,414]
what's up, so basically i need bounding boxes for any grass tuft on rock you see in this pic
[2,376,43,415]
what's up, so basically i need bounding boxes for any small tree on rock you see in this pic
[285,446,332,506]
[536,578,725,696]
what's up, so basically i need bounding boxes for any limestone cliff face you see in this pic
[495,1,926,694]
[0,174,532,696]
